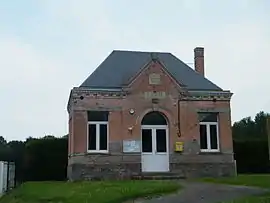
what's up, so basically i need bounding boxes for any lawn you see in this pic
[201,174,270,203]
[0,180,180,203]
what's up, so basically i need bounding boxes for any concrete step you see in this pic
[131,172,185,180]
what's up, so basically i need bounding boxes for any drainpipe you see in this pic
[177,90,190,137]
[177,99,181,137]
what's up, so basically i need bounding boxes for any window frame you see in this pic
[87,121,109,153]
[199,121,220,153]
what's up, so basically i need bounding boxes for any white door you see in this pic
[141,125,169,172]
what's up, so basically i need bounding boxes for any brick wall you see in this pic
[67,60,235,180]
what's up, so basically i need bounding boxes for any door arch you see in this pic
[141,111,167,126]
[141,111,169,172]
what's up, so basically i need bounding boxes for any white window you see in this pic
[199,113,220,152]
[87,111,109,153]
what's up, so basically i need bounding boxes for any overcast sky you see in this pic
[0,0,269,141]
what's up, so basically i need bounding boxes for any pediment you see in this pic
[126,59,184,96]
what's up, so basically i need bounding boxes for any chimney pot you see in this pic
[194,47,205,76]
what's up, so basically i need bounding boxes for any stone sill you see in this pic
[85,152,110,156]
[69,152,110,157]
[198,152,222,155]
[69,152,142,157]
[172,152,224,155]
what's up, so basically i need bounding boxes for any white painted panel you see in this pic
[0,162,4,195]
[2,162,8,194]
[0,161,16,196]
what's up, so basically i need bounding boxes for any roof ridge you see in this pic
[112,49,171,54]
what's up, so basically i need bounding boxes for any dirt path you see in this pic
[132,180,269,203]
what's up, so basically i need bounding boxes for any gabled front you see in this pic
[67,48,236,181]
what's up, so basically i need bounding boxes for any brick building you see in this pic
[67,47,236,180]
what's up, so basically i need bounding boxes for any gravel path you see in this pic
[131,180,269,203]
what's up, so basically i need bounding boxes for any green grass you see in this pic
[201,174,270,203]
[0,180,180,203]
[201,174,270,188]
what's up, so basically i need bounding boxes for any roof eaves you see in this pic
[187,89,233,98]
[67,89,74,113]
[74,87,123,92]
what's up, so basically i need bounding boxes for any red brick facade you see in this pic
[67,50,236,180]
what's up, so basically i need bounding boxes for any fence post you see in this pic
[6,162,10,192]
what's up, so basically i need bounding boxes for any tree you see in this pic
[232,111,270,141]
[0,136,7,145]
[0,135,68,182]
[232,111,270,173]
[0,136,9,161]
[23,136,68,181]
[7,141,25,183]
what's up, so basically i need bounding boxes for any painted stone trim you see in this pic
[67,88,128,113]
[67,88,233,113]
[73,107,123,111]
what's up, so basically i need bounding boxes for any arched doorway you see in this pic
[141,111,169,172]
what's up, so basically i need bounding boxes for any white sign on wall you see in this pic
[149,73,161,85]
[144,91,166,99]
[123,140,141,153]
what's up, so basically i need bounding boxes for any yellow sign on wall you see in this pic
[175,142,184,152]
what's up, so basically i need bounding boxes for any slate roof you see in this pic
[80,50,222,91]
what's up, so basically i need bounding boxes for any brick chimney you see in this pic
[194,47,204,76]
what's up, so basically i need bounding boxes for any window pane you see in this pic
[88,111,109,121]
[200,125,207,149]
[198,113,218,122]
[89,124,96,150]
[142,129,152,152]
[210,125,218,149]
[99,124,107,150]
[156,129,166,152]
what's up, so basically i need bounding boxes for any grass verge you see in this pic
[0,180,180,203]
[201,174,270,203]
